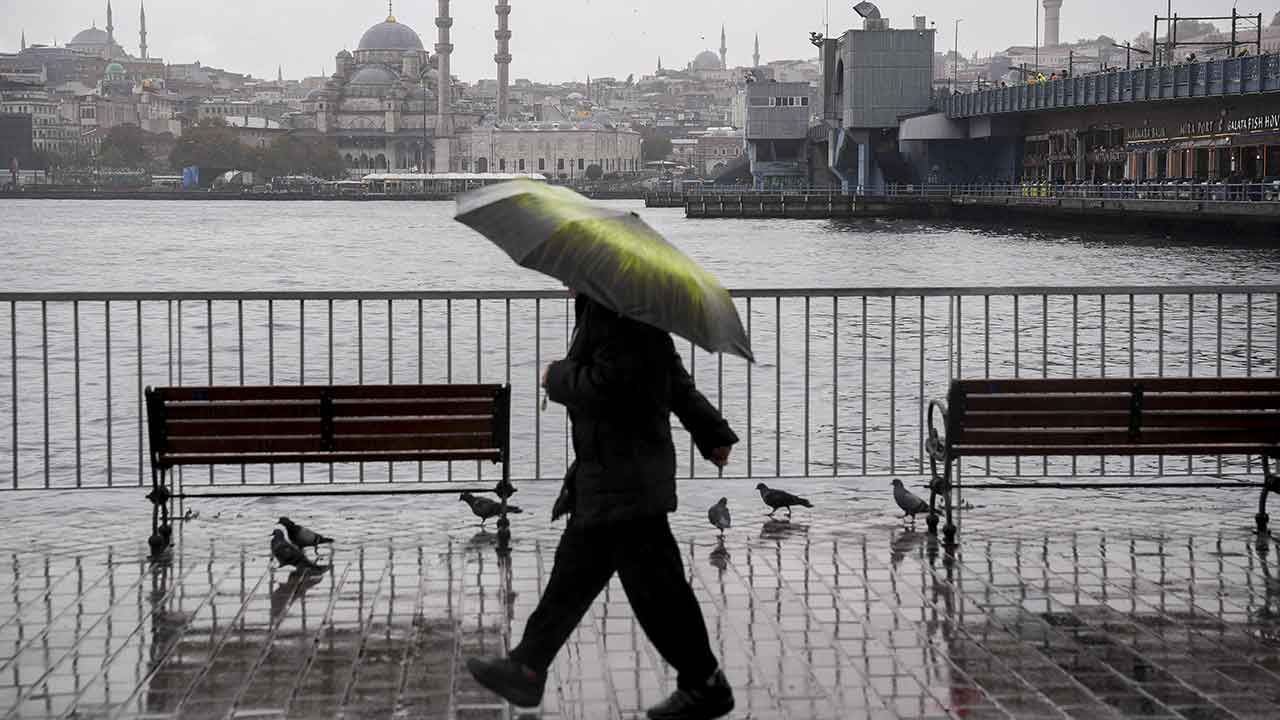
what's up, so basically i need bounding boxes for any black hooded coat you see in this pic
[544,295,739,525]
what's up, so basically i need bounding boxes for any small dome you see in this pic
[72,27,109,44]
[304,88,324,101]
[336,49,353,59]
[358,18,424,51]
[691,50,722,71]
[105,62,126,75]
[349,65,399,85]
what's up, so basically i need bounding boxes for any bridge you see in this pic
[942,54,1280,119]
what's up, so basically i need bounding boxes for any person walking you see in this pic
[466,291,739,720]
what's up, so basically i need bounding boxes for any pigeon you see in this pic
[708,497,731,534]
[271,529,326,572]
[278,516,333,554]
[755,483,812,517]
[892,479,933,525]
[460,492,523,528]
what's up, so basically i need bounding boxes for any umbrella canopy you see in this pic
[456,180,754,362]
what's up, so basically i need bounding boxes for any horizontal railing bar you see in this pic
[963,481,1264,489]
[1,285,1278,302]
[178,486,499,498]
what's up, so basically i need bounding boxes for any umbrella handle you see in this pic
[541,393,549,412]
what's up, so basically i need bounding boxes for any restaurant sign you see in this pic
[1128,113,1280,142]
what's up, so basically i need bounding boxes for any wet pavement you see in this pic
[2,475,1280,719]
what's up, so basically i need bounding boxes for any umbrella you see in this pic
[455,180,753,362]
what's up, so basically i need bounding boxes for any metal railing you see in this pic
[0,286,1276,490]
[943,53,1280,118]
[884,182,1280,202]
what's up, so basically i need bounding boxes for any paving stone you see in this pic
[1,476,1279,718]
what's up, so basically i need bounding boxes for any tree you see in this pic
[169,117,247,172]
[97,124,149,168]
[1095,35,1116,47]
[1173,20,1218,40]
[585,163,603,181]
[1132,31,1153,51]
[255,134,344,179]
[641,132,672,162]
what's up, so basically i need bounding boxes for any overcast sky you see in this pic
[4,0,1275,82]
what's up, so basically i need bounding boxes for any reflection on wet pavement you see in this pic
[4,477,1280,718]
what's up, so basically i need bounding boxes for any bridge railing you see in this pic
[884,182,1280,202]
[1,287,1277,491]
[943,53,1280,118]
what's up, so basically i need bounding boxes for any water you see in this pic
[3,199,1278,292]
[1,200,1277,490]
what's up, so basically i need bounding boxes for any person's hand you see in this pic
[709,446,732,468]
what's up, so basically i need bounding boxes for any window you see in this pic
[801,97,809,106]
[539,158,546,171]
[518,158,525,171]
[499,158,506,171]
[578,158,584,170]
[557,158,564,170]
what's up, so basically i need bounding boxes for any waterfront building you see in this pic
[819,11,936,191]
[695,127,745,177]
[0,83,78,155]
[454,121,641,178]
[746,81,812,188]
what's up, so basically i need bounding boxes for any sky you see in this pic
[3,0,1275,83]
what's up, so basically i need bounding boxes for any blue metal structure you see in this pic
[943,54,1280,119]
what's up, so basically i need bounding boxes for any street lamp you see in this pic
[952,19,963,93]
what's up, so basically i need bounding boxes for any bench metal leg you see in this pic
[147,467,174,558]
[495,477,515,556]
[1260,455,1278,536]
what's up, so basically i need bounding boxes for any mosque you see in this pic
[293,5,455,172]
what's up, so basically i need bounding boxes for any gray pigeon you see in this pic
[279,516,333,554]
[755,483,812,517]
[708,497,731,534]
[460,492,523,528]
[271,529,326,572]
[892,479,933,525]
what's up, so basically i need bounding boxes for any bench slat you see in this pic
[952,443,1274,457]
[167,416,493,437]
[957,429,1280,446]
[163,398,497,420]
[159,384,503,401]
[955,377,1280,394]
[158,449,502,465]
[963,393,1280,412]
[963,410,1280,430]
[165,432,493,454]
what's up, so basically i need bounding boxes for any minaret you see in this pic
[139,1,147,59]
[1042,0,1062,47]
[436,0,454,126]
[657,56,662,72]
[106,0,115,52]
[753,33,760,67]
[719,25,727,69]
[495,0,511,120]
[277,66,283,83]
[20,30,25,51]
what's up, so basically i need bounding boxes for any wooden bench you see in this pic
[145,383,514,552]
[926,377,1280,545]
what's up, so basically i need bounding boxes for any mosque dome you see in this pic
[72,27,110,44]
[691,50,722,71]
[104,62,126,75]
[358,17,424,51]
[349,65,399,85]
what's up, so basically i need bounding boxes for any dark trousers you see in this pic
[510,514,719,690]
